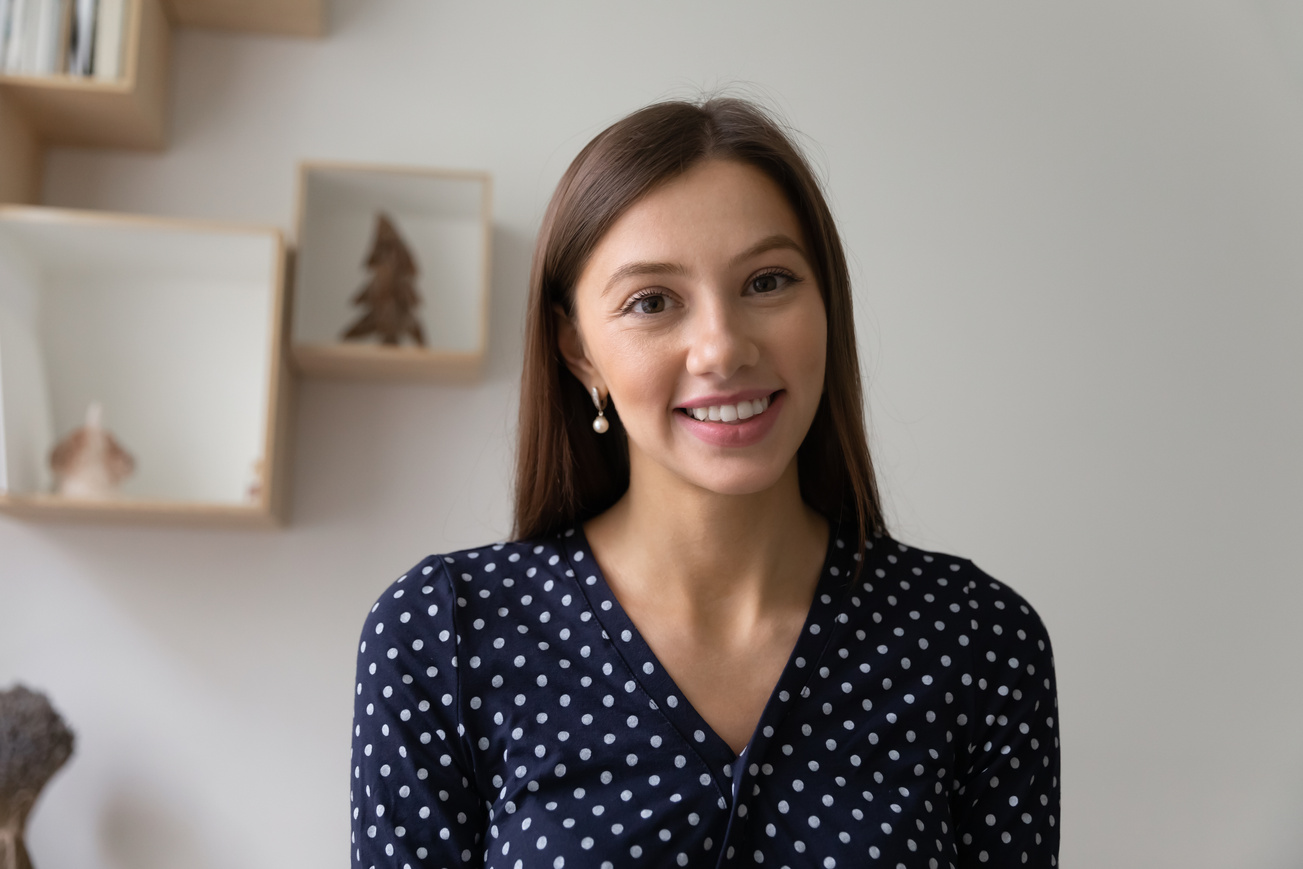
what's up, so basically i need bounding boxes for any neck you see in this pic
[584,455,828,624]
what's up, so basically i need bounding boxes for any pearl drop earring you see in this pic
[590,387,609,434]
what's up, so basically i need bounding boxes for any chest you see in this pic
[455,608,968,868]
[636,617,802,755]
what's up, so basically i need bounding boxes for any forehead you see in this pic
[577,159,807,288]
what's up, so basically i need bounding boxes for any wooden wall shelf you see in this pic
[0,0,326,527]
[0,0,325,206]
[0,492,283,528]
[164,0,326,37]
[0,206,292,528]
[0,0,171,151]
[291,162,493,383]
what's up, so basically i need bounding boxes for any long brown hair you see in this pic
[513,97,885,541]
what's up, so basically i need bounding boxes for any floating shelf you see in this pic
[0,0,325,206]
[291,161,493,383]
[0,0,171,151]
[0,206,292,528]
[164,0,326,37]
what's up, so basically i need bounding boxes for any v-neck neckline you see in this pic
[556,522,856,803]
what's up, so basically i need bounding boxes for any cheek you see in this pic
[779,301,828,389]
[592,331,680,416]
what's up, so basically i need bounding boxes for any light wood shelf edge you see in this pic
[259,242,295,526]
[295,160,493,183]
[0,494,281,528]
[293,344,485,383]
[164,0,326,37]
[0,200,284,237]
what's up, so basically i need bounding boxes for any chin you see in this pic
[629,431,805,499]
[680,463,794,498]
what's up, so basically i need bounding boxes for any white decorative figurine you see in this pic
[48,401,135,499]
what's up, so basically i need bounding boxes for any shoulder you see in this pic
[361,536,575,632]
[858,534,1055,661]
[855,535,1059,760]
[436,537,572,589]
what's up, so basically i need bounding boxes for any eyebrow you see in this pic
[601,260,688,297]
[728,234,807,268]
[600,234,807,297]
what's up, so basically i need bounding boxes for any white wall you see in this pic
[3,2,1302,866]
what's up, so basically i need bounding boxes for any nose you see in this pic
[684,298,759,379]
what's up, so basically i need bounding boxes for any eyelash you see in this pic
[749,268,801,294]
[620,289,668,316]
[618,268,802,316]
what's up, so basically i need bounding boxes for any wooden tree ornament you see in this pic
[341,213,427,347]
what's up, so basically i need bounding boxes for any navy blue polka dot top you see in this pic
[350,526,1060,868]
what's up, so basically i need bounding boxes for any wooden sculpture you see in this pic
[49,402,135,499]
[0,685,74,869]
[341,213,427,347]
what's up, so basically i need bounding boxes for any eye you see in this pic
[748,270,799,294]
[623,291,669,315]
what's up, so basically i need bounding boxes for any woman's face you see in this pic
[560,158,827,499]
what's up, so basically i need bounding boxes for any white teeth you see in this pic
[686,395,773,423]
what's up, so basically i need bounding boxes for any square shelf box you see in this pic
[0,0,171,157]
[292,162,492,382]
[0,206,291,528]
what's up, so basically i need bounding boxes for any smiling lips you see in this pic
[675,391,783,447]
[682,394,772,423]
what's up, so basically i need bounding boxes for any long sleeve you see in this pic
[350,555,485,869]
[951,567,1061,866]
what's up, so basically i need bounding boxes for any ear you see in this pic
[553,304,602,392]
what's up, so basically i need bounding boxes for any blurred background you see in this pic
[3,2,1303,866]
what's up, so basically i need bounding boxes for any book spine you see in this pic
[69,0,93,75]
[33,0,63,75]
[90,0,120,80]
[19,0,41,74]
[1,0,16,71]
[5,0,29,73]
[0,0,14,70]
[55,0,72,74]
[2,0,19,72]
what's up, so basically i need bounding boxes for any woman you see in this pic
[351,98,1060,868]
